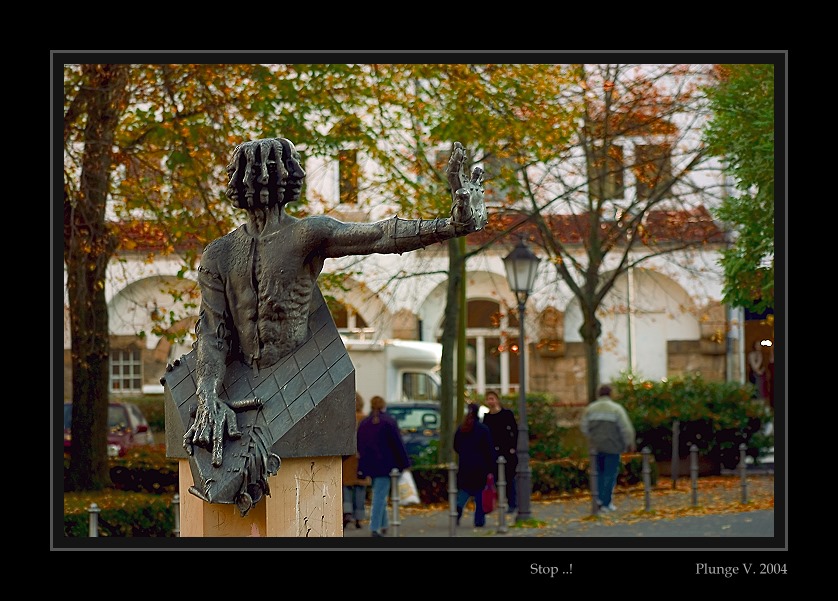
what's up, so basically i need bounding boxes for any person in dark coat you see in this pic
[482,389,519,514]
[453,403,496,527]
[356,395,410,537]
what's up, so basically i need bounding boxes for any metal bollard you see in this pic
[172,493,180,537]
[88,502,100,537]
[642,447,652,512]
[389,468,401,537]
[448,462,458,537]
[671,419,680,489]
[690,444,699,507]
[589,447,599,515]
[738,443,748,504]
[496,456,507,534]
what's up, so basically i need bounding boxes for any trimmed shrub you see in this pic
[108,444,178,494]
[489,391,583,460]
[614,372,773,469]
[63,490,176,537]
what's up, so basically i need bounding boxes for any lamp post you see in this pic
[503,239,540,522]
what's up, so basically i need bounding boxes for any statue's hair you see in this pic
[225,138,286,209]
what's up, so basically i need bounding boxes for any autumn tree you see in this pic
[479,64,727,403]
[320,64,578,461]
[62,62,389,490]
[703,63,775,314]
[63,64,130,490]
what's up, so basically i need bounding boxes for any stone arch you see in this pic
[108,274,200,350]
[323,277,393,340]
[563,267,700,382]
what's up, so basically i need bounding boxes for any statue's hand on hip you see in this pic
[183,391,262,467]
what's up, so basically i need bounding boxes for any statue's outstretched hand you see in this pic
[447,141,487,232]
[183,391,262,467]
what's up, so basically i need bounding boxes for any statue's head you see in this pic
[225,138,305,209]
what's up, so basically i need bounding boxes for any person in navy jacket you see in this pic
[357,395,410,537]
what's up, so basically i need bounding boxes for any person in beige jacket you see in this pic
[342,392,371,529]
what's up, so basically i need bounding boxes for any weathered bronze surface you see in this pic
[162,138,485,515]
[163,288,356,514]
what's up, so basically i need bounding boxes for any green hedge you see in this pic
[63,490,177,537]
[108,444,178,493]
[613,373,773,468]
[403,453,654,505]
[63,443,178,493]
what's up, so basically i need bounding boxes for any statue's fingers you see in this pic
[471,166,484,185]
[196,414,212,446]
[226,411,242,438]
[447,142,464,171]
[212,418,225,467]
[182,423,196,454]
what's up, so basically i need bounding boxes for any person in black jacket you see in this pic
[482,389,519,514]
[454,403,496,527]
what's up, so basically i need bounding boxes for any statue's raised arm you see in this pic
[174,137,488,515]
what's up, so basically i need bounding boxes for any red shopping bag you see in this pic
[482,473,497,513]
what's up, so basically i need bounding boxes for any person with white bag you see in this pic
[357,396,411,537]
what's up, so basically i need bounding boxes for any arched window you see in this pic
[464,299,519,396]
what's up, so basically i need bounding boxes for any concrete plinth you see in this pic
[178,456,342,537]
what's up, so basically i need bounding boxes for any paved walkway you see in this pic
[342,473,779,543]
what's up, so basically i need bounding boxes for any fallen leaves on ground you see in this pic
[401,473,775,531]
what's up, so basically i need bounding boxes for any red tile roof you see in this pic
[114,206,725,254]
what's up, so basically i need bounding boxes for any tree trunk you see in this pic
[579,310,602,404]
[438,238,463,464]
[63,64,128,491]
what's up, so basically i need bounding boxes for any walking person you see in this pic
[482,389,519,514]
[580,384,636,512]
[342,392,371,530]
[356,395,410,537]
[454,403,496,527]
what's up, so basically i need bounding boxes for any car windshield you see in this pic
[64,404,133,431]
[389,406,439,431]
[108,405,131,431]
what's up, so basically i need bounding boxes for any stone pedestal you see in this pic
[178,456,343,537]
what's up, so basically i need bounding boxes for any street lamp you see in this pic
[503,238,540,522]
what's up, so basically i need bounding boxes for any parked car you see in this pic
[388,401,441,457]
[63,402,154,458]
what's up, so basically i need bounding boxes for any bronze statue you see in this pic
[175,138,485,514]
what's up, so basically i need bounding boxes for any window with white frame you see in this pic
[633,143,672,200]
[464,299,518,396]
[338,149,359,204]
[109,349,142,393]
[586,143,625,201]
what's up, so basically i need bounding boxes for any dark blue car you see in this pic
[387,402,441,458]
